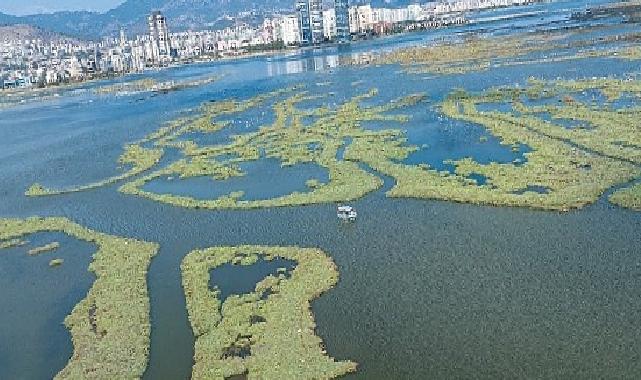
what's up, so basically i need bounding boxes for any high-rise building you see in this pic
[148,11,171,63]
[296,0,324,45]
[335,0,350,43]
[119,28,127,48]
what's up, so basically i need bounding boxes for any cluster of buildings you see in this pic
[1,0,539,89]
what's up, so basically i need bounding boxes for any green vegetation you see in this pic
[374,78,641,211]
[94,75,219,95]
[34,86,421,209]
[512,78,641,164]
[25,76,641,212]
[181,245,357,379]
[378,34,557,74]
[122,89,423,209]
[0,217,158,379]
[377,25,641,75]
[0,238,26,249]
[610,182,641,210]
[28,241,60,256]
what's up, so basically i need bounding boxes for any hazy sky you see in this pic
[0,0,126,16]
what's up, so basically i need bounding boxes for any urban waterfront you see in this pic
[1,0,641,379]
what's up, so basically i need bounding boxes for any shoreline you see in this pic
[0,1,555,98]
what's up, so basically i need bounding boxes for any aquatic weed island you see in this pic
[182,246,357,379]
[26,77,641,212]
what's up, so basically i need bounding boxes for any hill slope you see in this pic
[0,24,68,42]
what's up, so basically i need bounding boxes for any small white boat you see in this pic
[337,205,357,221]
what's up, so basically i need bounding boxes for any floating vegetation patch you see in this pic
[181,246,357,379]
[28,241,60,256]
[116,89,424,209]
[25,77,641,211]
[512,78,641,164]
[347,79,641,211]
[0,238,26,249]
[0,217,158,379]
[94,75,219,95]
[375,23,641,75]
[49,258,64,267]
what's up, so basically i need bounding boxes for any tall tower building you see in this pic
[296,0,324,45]
[335,0,350,43]
[119,28,127,48]
[148,11,171,63]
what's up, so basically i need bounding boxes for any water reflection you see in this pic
[267,49,375,76]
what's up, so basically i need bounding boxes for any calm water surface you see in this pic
[1,1,641,378]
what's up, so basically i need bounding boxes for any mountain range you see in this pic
[0,0,415,40]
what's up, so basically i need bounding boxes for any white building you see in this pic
[278,15,301,46]
[350,5,374,34]
[323,9,337,41]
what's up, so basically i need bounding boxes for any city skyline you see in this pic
[1,0,532,90]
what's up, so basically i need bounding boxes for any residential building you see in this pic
[323,9,337,41]
[279,15,302,45]
[335,0,351,42]
[296,0,324,45]
[350,5,374,34]
[148,11,171,64]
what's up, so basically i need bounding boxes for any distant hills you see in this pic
[0,24,70,42]
[0,0,415,40]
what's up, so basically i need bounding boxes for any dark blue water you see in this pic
[144,159,329,201]
[0,232,95,380]
[209,257,296,304]
[535,111,594,129]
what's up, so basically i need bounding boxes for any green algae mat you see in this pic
[1,220,356,379]
[181,246,357,379]
[0,217,158,379]
[26,76,641,212]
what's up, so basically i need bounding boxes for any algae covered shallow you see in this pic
[181,246,357,379]
[370,79,641,211]
[0,217,158,379]
[24,73,641,212]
